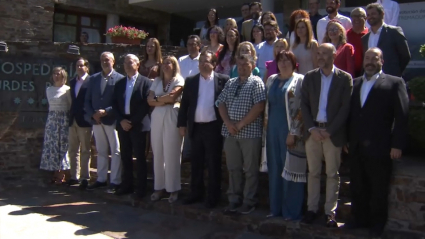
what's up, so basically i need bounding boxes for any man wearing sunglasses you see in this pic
[217,54,266,215]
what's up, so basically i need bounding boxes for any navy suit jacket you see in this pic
[112,74,152,131]
[69,75,92,127]
[84,70,124,125]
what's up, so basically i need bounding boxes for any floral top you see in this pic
[215,50,233,76]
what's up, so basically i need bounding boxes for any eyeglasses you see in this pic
[234,84,242,97]
[199,60,212,64]
[327,27,339,33]
[351,14,365,19]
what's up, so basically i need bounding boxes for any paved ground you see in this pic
[0,185,274,239]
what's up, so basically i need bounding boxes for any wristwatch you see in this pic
[154,95,158,102]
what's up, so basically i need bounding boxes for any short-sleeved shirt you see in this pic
[217,75,266,139]
[150,75,185,102]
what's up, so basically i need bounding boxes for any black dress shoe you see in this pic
[79,179,88,190]
[204,201,218,209]
[66,179,79,186]
[182,196,203,205]
[301,211,317,224]
[326,214,338,228]
[114,188,133,196]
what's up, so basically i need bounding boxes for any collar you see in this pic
[327,13,343,21]
[77,73,88,81]
[189,53,200,61]
[370,24,384,34]
[101,70,114,78]
[363,70,382,82]
[127,73,138,81]
[320,65,335,78]
[200,71,214,81]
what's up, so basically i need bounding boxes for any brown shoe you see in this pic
[326,214,338,228]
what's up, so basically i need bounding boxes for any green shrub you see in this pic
[409,109,425,149]
[409,76,425,102]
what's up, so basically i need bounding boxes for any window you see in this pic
[53,10,106,43]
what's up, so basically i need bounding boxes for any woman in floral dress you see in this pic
[40,67,72,184]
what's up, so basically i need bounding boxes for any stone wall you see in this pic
[0,0,170,43]
[0,41,186,183]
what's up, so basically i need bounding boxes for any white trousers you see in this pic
[68,121,92,180]
[92,123,122,185]
[151,105,183,192]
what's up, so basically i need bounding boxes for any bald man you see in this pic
[347,7,368,77]
[301,43,353,227]
[345,48,408,237]
[112,54,152,199]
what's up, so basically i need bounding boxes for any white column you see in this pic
[261,0,274,12]
[106,14,120,43]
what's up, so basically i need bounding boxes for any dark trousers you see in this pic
[117,125,147,195]
[349,145,393,227]
[190,121,223,203]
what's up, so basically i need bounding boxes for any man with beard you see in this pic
[300,43,353,227]
[241,2,262,42]
[344,47,408,238]
[256,20,279,79]
[347,8,369,78]
[317,0,352,44]
[361,3,410,77]
[237,3,251,34]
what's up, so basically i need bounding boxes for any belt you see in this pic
[314,121,327,128]
[194,120,217,125]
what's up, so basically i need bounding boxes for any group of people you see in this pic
[40,1,410,238]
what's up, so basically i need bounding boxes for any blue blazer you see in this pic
[84,70,124,125]
[69,75,92,128]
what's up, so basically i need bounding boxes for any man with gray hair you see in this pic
[112,54,152,199]
[347,7,369,77]
[217,54,266,214]
[301,43,353,227]
[84,52,123,193]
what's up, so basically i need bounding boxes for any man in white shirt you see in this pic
[178,35,201,163]
[345,47,408,237]
[317,0,352,44]
[300,43,353,227]
[256,20,279,78]
[67,58,92,190]
[178,51,229,208]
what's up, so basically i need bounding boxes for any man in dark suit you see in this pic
[112,54,152,199]
[67,57,92,189]
[84,52,124,193]
[361,3,411,77]
[344,47,409,237]
[178,50,229,208]
[300,43,353,227]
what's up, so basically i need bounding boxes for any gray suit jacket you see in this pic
[84,70,124,125]
[300,67,353,147]
[361,24,411,77]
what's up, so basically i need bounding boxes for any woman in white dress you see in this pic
[147,56,185,203]
[40,67,72,184]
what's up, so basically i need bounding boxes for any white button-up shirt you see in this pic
[75,73,88,96]
[368,24,383,49]
[317,14,352,44]
[195,72,217,123]
[100,70,113,94]
[125,73,138,115]
[360,70,381,107]
[257,38,278,78]
[378,0,400,26]
[316,66,335,123]
[179,54,200,79]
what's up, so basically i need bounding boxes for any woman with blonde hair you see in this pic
[147,55,185,203]
[40,67,72,184]
[323,20,355,76]
[263,38,288,81]
[291,18,318,74]
[230,41,261,78]
[224,18,238,35]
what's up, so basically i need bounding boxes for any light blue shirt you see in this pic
[125,73,138,115]
[316,66,335,123]
[256,39,277,79]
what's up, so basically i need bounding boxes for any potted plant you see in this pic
[105,25,148,45]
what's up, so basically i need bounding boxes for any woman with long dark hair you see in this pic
[140,38,163,79]
[200,8,219,45]
[202,26,224,55]
[251,24,265,51]
[291,18,318,74]
[286,10,310,48]
[215,28,240,76]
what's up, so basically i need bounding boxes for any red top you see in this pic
[347,28,369,77]
[334,43,355,77]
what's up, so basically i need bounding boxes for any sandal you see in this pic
[151,190,164,201]
[54,171,66,185]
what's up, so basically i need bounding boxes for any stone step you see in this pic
[61,184,421,239]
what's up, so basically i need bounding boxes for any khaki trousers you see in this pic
[68,121,92,181]
[305,136,341,216]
